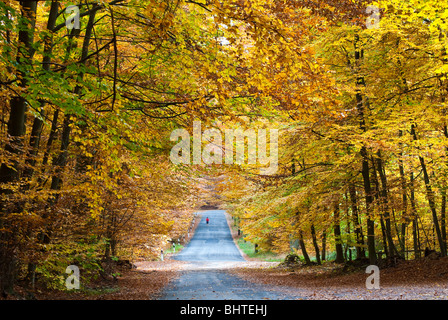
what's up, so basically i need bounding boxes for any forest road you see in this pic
[155,210,302,300]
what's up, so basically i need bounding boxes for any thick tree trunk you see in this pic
[0,1,37,297]
[0,1,37,185]
[298,231,311,265]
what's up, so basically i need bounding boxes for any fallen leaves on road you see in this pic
[230,256,448,300]
[29,256,448,300]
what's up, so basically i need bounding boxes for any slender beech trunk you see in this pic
[344,196,353,261]
[36,9,99,264]
[37,26,80,188]
[398,130,408,256]
[442,125,448,250]
[50,6,98,194]
[321,230,326,261]
[333,203,345,263]
[23,2,60,287]
[439,31,448,254]
[354,34,376,264]
[410,171,420,258]
[348,182,365,258]
[411,124,447,256]
[375,151,399,258]
[23,1,59,182]
[442,186,447,250]
[396,41,411,259]
[370,161,388,258]
[31,24,90,289]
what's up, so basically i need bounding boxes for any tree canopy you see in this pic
[1,0,448,295]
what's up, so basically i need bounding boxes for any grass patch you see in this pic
[165,244,185,255]
[227,213,284,262]
[237,238,284,262]
[82,286,120,296]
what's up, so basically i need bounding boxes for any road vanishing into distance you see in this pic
[156,210,300,300]
[154,210,448,301]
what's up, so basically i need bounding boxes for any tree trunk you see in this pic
[371,157,392,260]
[298,231,311,265]
[0,1,37,297]
[348,182,365,259]
[354,34,376,265]
[442,125,448,250]
[0,1,37,185]
[375,151,399,257]
[410,170,420,259]
[311,225,321,265]
[442,186,447,251]
[344,198,353,261]
[411,124,447,256]
[321,230,326,261]
[23,1,60,182]
[24,2,60,285]
[50,7,98,195]
[37,27,79,187]
[333,203,345,263]
[398,130,408,257]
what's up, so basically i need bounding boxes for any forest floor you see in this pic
[14,210,448,300]
[230,256,448,300]
[21,260,184,300]
[16,214,205,300]
[27,256,448,300]
[27,238,448,299]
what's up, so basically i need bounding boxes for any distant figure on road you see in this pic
[206,217,209,224]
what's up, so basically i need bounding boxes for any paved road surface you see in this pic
[154,210,448,300]
[173,210,244,262]
[157,210,301,300]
